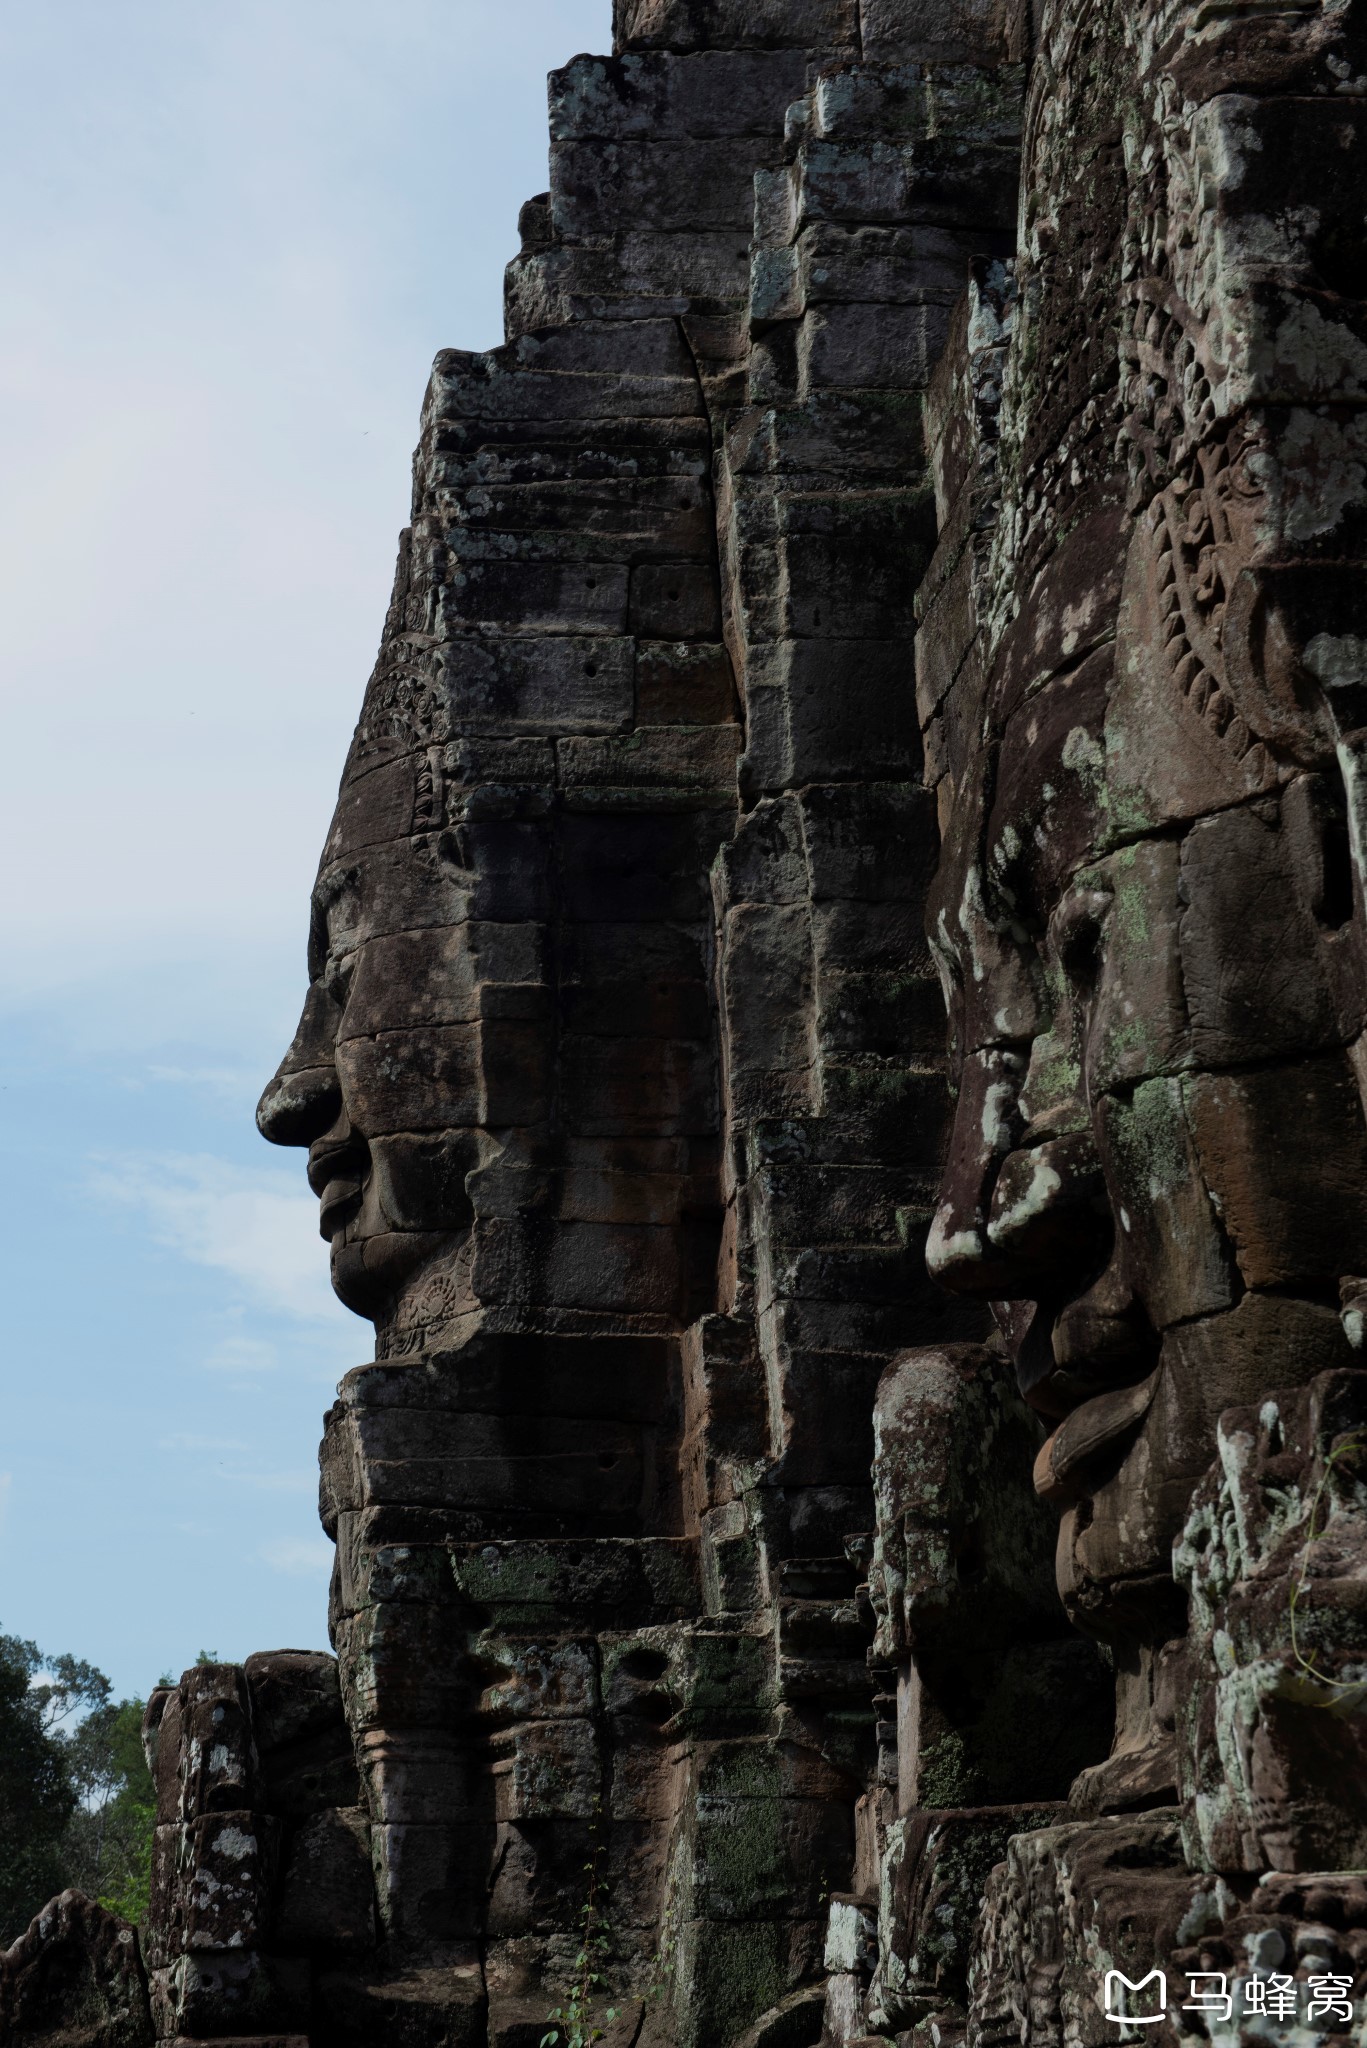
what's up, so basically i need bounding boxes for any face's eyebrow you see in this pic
[306,900,329,985]
[306,867,361,981]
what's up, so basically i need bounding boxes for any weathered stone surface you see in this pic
[272,1808,375,1953]
[1174,1371,1367,1879]
[21,2,1366,2045]
[0,1894,152,2048]
[900,0,1367,2031]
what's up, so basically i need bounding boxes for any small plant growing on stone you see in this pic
[643,1908,677,2015]
[542,1800,617,2048]
[1289,1426,1367,1698]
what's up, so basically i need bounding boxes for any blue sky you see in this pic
[0,0,609,1700]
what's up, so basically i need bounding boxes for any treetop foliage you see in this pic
[0,1628,155,1949]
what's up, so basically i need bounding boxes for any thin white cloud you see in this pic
[260,1536,334,1578]
[88,1151,350,1326]
[0,0,610,1007]
[147,1064,261,1100]
[203,1333,280,1375]
[227,1470,316,1495]
[158,1432,250,1453]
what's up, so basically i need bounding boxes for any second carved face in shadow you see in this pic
[925,460,1367,1634]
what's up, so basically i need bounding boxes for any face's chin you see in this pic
[329,1229,452,1320]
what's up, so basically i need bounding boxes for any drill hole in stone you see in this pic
[618,1648,669,1682]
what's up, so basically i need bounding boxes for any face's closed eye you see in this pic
[308,866,362,982]
[320,945,358,1015]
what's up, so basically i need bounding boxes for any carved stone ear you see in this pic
[324,752,417,864]
[1221,563,1341,765]
[1107,511,1281,834]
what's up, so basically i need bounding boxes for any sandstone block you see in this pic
[273,1808,376,1954]
[243,1652,359,1818]
[613,0,859,53]
[313,1960,487,2048]
[1185,1055,1367,1290]
[551,50,810,142]
[551,137,786,238]
[438,557,629,636]
[0,1894,152,2048]
[635,639,737,724]
[494,1719,600,1821]
[557,725,741,794]
[1097,1079,1236,1330]
[439,632,634,736]
[177,1666,258,1822]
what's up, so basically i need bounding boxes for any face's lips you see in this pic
[318,1176,363,1241]
[307,1136,368,1240]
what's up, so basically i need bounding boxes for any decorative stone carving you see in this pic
[901,0,1367,2033]
[918,0,1367,1776]
[1173,1370,1367,1879]
[216,10,1023,2041]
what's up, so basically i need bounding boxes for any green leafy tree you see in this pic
[0,1630,156,1946]
[60,1696,156,1925]
[0,1632,78,1946]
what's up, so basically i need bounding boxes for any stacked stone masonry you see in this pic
[9,0,1367,2043]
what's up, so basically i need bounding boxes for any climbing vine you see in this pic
[542,1799,618,2048]
[1288,1426,1367,1698]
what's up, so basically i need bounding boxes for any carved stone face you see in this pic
[925,449,1367,1637]
[256,728,548,1335]
[916,0,1367,1648]
[925,642,1127,1408]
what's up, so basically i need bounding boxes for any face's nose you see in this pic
[256,980,343,1148]
[925,1045,1030,1295]
[985,1127,1111,1281]
[927,1050,1110,1301]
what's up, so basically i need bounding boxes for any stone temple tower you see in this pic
[10,0,1367,2044]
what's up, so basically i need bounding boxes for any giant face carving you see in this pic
[918,8,1367,1650]
[255,673,551,1344]
[925,440,1367,1645]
